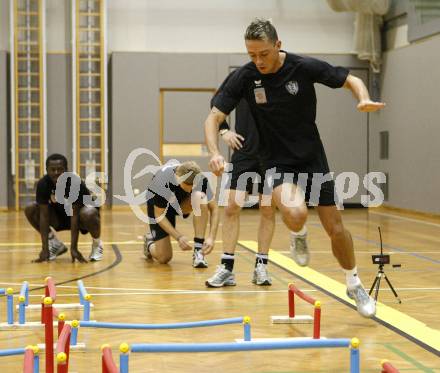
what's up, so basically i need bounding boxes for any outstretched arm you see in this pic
[32,204,50,262]
[343,74,386,112]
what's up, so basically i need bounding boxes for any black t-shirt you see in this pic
[36,174,91,216]
[212,52,349,172]
[146,163,214,215]
[213,70,260,160]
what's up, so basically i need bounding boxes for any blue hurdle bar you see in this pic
[77,280,91,321]
[79,317,244,330]
[19,282,29,324]
[131,339,351,353]
[6,288,14,325]
[0,347,26,357]
[124,338,360,373]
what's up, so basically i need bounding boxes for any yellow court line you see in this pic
[239,240,440,354]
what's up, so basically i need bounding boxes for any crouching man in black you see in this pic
[24,153,103,263]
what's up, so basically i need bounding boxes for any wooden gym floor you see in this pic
[0,207,439,372]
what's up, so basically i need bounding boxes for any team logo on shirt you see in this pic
[285,80,299,95]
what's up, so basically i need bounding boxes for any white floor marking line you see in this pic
[370,210,440,228]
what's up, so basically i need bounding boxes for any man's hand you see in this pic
[177,235,192,251]
[209,153,225,176]
[32,250,50,263]
[71,249,88,263]
[357,100,386,112]
[221,130,245,150]
[202,237,215,255]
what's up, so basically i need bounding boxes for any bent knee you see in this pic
[157,255,172,264]
[79,207,99,221]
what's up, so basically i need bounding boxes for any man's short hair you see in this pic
[175,161,202,185]
[46,153,68,169]
[245,18,278,44]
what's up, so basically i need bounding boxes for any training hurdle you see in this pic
[271,283,322,339]
[0,345,40,373]
[381,359,400,373]
[110,337,360,373]
[71,316,252,346]
[15,278,93,321]
[1,278,92,329]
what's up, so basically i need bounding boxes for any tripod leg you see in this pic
[384,274,402,304]
[369,275,379,295]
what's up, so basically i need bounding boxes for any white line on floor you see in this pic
[369,211,440,228]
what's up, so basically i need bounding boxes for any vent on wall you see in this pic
[380,131,389,159]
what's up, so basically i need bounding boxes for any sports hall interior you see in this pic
[0,1,439,372]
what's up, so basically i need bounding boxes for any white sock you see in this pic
[92,238,101,247]
[291,226,307,236]
[343,267,361,288]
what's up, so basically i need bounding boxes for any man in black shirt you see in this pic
[205,19,385,318]
[206,73,308,288]
[144,160,219,268]
[24,153,103,263]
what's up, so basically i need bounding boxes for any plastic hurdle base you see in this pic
[16,302,95,312]
[36,342,86,352]
[235,337,327,342]
[271,315,314,324]
[0,320,65,330]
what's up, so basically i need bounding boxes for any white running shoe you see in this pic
[347,284,376,318]
[89,240,104,261]
[143,233,154,260]
[193,250,208,268]
[290,232,310,266]
[205,265,236,287]
[252,262,272,286]
[48,239,68,261]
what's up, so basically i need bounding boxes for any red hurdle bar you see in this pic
[381,359,400,373]
[56,324,72,373]
[23,346,35,373]
[101,344,119,373]
[43,296,55,373]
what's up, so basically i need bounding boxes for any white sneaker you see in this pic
[205,265,236,287]
[89,240,103,261]
[143,233,153,260]
[48,239,68,261]
[193,250,208,268]
[347,284,376,318]
[252,262,272,286]
[290,232,310,266]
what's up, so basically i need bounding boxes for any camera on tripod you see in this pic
[369,227,402,303]
[371,253,390,265]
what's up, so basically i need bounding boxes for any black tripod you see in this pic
[369,227,402,303]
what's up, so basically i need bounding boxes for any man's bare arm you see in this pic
[343,74,386,113]
[204,106,227,156]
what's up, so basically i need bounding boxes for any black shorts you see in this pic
[50,205,98,234]
[147,203,190,241]
[228,155,266,194]
[267,166,337,206]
